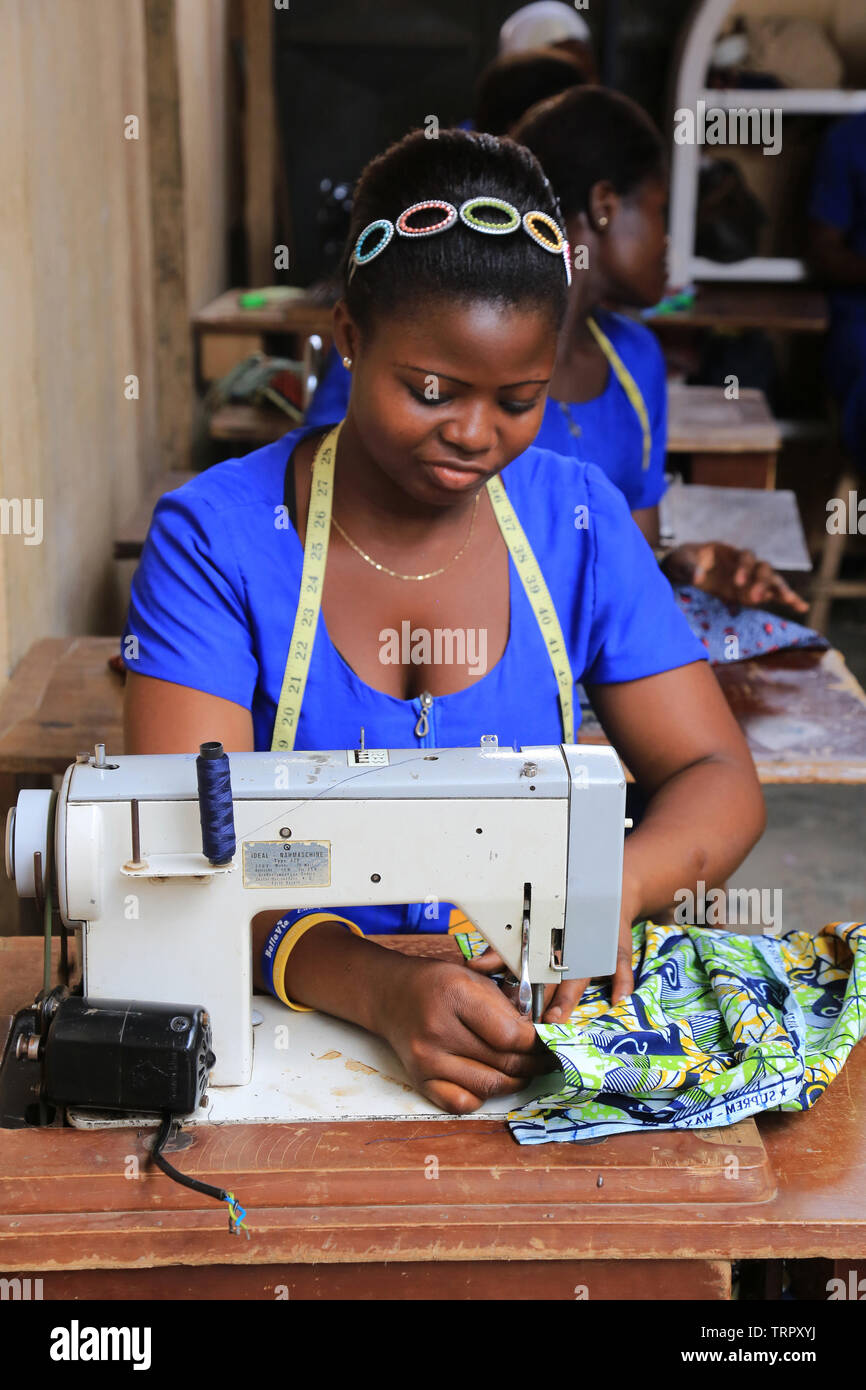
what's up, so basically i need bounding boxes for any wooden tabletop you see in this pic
[659,484,811,572]
[666,384,781,454]
[192,287,334,339]
[579,648,866,784]
[1,638,865,783]
[1,935,865,1271]
[650,284,829,334]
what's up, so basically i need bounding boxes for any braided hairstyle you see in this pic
[340,127,568,338]
[513,87,666,221]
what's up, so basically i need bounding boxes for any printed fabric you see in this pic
[456,920,866,1143]
[674,585,829,665]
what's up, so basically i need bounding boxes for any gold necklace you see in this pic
[310,450,480,581]
[330,495,479,581]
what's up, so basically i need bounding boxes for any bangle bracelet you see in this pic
[268,912,365,1012]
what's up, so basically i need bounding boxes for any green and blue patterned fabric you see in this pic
[456,920,866,1144]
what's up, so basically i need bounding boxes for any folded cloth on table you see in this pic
[673,585,828,665]
[455,920,866,1143]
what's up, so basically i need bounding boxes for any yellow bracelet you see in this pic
[272,912,365,1012]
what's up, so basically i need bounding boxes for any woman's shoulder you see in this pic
[159,430,309,521]
[594,307,663,370]
[503,441,635,528]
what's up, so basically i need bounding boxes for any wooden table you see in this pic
[1,639,865,785]
[666,384,782,490]
[650,285,829,335]
[1,935,864,1298]
[193,288,334,382]
[659,484,811,572]
[579,648,866,785]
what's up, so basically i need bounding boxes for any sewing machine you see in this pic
[1,737,626,1128]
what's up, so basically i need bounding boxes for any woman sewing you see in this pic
[122,129,765,1114]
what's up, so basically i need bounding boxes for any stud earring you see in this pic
[597,216,609,228]
[342,356,353,369]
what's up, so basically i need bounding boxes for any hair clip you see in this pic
[349,198,571,283]
[395,200,458,236]
[352,218,394,267]
[458,196,521,234]
[522,210,565,254]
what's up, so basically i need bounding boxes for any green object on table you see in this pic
[238,287,304,310]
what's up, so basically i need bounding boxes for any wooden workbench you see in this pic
[1,936,864,1299]
[2,638,864,785]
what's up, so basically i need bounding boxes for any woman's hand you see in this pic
[372,954,554,1114]
[661,542,808,613]
[463,877,640,1023]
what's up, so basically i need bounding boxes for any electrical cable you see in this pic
[151,1113,250,1238]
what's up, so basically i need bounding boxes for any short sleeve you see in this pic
[122,487,258,708]
[304,346,351,427]
[582,465,707,685]
[809,121,854,233]
[632,330,669,512]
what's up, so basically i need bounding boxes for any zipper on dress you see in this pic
[413,690,434,742]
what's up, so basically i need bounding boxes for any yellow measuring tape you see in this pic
[271,421,575,750]
[586,314,652,472]
[485,475,574,744]
[271,422,342,751]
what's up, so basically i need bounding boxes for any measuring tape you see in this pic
[485,475,574,744]
[586,314,652,472]
[271,422,342,751]
[271,421,575,750]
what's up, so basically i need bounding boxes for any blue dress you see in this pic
[305,309,669,512]
[122,424,705,931]
[809,112,866,474]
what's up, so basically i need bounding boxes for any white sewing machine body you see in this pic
[7,741,625,1114]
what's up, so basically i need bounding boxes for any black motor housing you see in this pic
[0,990,214,1128]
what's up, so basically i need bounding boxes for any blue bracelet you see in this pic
[261,912,306,1000]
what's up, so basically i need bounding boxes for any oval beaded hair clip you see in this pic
[395,200,458,237]
[458,196,521,235]
[348,218,394,280]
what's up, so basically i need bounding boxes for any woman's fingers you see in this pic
[421,1061,535,1115]
[611,940,635,1003]
[732,549,757,588]
[540,975,590,1023]
[692,543,716,585]
[463,948,506,976]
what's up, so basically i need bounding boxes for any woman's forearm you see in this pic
[259,919,409,1036]
[623,753,765,919]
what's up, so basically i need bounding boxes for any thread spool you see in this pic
[196,742,236,865]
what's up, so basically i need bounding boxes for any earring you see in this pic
[597,216,609,229]
[342,356,353,369]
